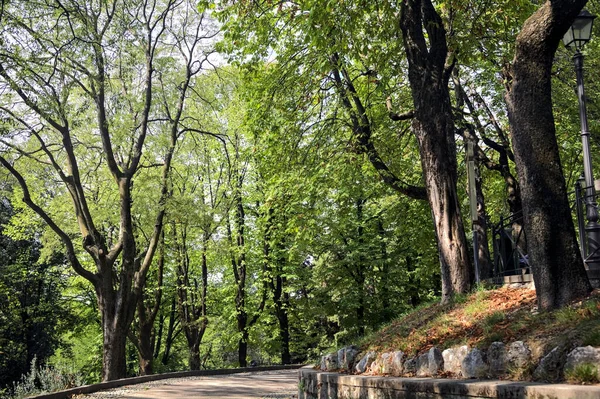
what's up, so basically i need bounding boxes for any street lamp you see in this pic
[564,10,600,269]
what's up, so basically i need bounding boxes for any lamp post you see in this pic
[564,10,600,269]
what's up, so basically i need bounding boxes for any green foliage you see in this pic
[0,198,74,391]
[0,0,597,384]
[582,329,600,347]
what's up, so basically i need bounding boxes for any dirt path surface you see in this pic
[79,370,298,399]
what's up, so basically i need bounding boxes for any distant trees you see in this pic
[0,0,216,380]
[0,198,72,392]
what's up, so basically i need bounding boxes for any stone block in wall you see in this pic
[378,352,393,374]
[416,351,430,377]
[487,342,506,377]
[461,348,488,378]
[354,351,376,374]
[337,345,359,371]
[564,346,600,378]
[390,350,404,376]
[320,352,338,371]
[507,341,531,369]
[442,345,468,376]
[403,357,416,375]
[533,346,566,382]
[428,347,444,376]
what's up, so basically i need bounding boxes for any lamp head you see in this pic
[563,10,596,51]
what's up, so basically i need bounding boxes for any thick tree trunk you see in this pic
[505,0,592,309]
[400,0,472,303]
[137,323,154,376]
[238,328,248,368]
[189,340,201,371]
[99,305,129,381]
[417,129,472,297]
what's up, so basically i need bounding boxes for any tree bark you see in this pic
[131,232,165,375]
[505,0,592,309]
[400,0,472,302]
[161,297,179,366]
[0,0,205,380]
[174,223,208,371]
[474,163,493,280]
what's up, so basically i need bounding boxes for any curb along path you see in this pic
[30,367,301,399]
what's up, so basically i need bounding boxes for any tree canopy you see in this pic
[0,0,598,389]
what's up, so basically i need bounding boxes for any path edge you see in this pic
[27,364,304,399]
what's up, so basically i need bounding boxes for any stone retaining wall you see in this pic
[298,366,600,399]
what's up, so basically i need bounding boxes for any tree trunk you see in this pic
[400,0,472,303]
[174,223,207,371]
[154,312,164,360]
[474,164,493,280]
[273,270,291,365]
[161,297,178,366]
[238,328,249,368]
[99,301,129,381]
[505,0,592,309]
[276,289,291,365]
[406,255,421,307]
[189,340,201,371]
[137,323,154,376]
[133,231,165,375]
[356,198,366,336]
[377,219,392,322]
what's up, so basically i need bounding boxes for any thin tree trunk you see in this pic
[154,312,164,360]
[356,198,366,335]
[161,297,178,366]
[406,256,421,307]
[474,163,493,280]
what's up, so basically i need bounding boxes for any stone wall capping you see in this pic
[299,366,600,399]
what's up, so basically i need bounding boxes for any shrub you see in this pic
[6,357,84,399]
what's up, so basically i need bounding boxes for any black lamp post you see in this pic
[564,10,600,269]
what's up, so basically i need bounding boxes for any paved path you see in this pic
[81,370,298,399]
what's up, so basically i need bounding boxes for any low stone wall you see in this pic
[298,366,600,399]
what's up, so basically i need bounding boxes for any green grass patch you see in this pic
[565,363,599,384]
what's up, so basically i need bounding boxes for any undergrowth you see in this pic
[362,287,600,372]
[1,357,84,399]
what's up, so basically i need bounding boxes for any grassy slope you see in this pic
[357,287,600,381]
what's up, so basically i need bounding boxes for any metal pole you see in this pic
[574,51,600,269]
[473,228,480,284]
[575,177,588,259]
[466,141,480,283]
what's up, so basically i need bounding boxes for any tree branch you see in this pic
[0,155,97,284]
